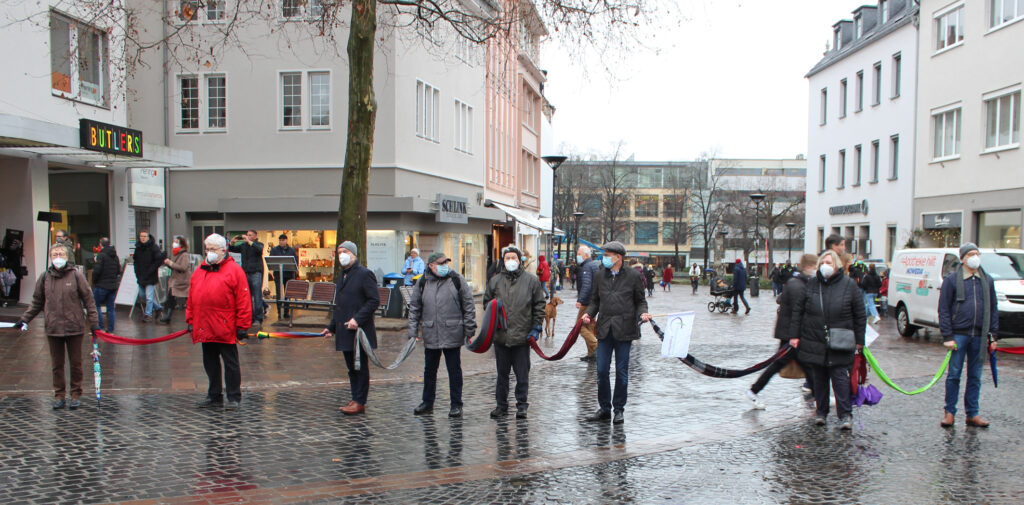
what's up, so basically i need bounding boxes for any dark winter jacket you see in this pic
[92,246,120,291]
[732,263,748,292]
[576,258,601,306]
[20,266,99,337]
[790,271,866,367]
[586,265,649,341]
[228,240,265,274]
[133,239,165,286]
[327,261,380,352]
[407,269,477,349]
[769,267,781,284]
[484,263,545,347]
[774,272,809,340]
[860,271,882,294]
[938,269,998,340]
[269,245,299,281]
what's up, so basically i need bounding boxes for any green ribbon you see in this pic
[862,348,952,395]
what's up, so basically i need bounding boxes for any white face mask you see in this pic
[576,255,583,263]
[206,251,221,264]
[338,253,352,267]
[504,259,519,272]
[965,255,981,270]
[172,241,180,249]
[51,257,67,269]
[819,264,835,278]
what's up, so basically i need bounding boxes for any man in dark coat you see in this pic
[229,230,266,325]
[321,241,380,415]
[269,234,299,319]
[91,237,120,332]
[484,245,545,419]
[574,245,600,361]
[582,241,651,424]
[133,229,165,322]
[731,259,751,315]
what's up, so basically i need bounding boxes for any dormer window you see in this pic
[854,15,863,38]
[879,0,888,23]
[834,28,842,50]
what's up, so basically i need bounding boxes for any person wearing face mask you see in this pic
[789,250,865,430]
[321,241,380,415]
[16,243,100,409]
[938,243,999,428]
[574,245,600,362]
[187,234,252,410]
[484,245,546,419]
[408,252,477,417]
[160,236,191,324]
[745,254,819,409]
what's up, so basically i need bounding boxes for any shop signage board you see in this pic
[367,231,397,273]
[437,194,469,224]
[128,168,165,208]
[923,212,962,229]
[80,119,143,157]
[829,199,869,216]
[114,267,140,307]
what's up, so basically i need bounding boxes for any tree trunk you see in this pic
[335,0,377,280]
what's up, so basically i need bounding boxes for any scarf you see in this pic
[954,266,991,337]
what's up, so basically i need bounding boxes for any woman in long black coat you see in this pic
[789,250,865,430]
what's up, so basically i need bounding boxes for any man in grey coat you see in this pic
[581,241,651,424]
[408,252,477,418]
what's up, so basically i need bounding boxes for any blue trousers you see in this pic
[246,272,264,322]
[93,287,116,332]
[731,291,750,311]
[944,333,984,417]
[596,337,632,412]
[140,283,162,317]
[863,292,879,318]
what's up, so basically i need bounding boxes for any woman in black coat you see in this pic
[790,250,865,429]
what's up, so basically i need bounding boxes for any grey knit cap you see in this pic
[339,240,358,256]
[959,242,979,259]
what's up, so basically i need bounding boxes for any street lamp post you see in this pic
[718,229,728,271]
[573,211,585,259]
[542,155,567,294]
[785,222,796,263]
[749,193,766,274]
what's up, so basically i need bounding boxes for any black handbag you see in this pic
[819,284,856,352]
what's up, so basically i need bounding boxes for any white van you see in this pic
[889,248,1024,338]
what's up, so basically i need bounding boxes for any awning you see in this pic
[488,201,563,235]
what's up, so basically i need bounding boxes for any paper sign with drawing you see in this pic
[661,311,695,359]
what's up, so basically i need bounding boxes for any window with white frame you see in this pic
[818,155,826,192]
[936,6,964,51]
[879,0,889,23]
[855,71,864,112]
[891,53,902,98]
[278,70,331,130]
[889,135,900,180]
[454,99,473,154]
[870,140,880,183]
[522,150,540,195]
[523,85,539,130]
[872,62,882,105]
[840,79,848,118]
[177,1,225,22]
[854,15,863,39]
[50,11,109,107]
[853,145,862,186]
[991,0,1024,28]
[281,0,323,19]
[837,149,846,189]
[281,72,302,128]
[820,88,828,125]
[933,107,961,159]
[309,71,330,127]
[177,73,227,132]
[416,80,441,142]
[985,90,1021,150]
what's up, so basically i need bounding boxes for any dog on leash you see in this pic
[544,296,563,338]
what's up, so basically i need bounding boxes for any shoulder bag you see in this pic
[819,283,856,352]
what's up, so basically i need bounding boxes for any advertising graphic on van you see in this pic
[896,283,912,294]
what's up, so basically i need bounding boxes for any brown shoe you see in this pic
[338,400,356,411]
[940,412,954,427]
[340,403,365,415]
[965,416,990,428]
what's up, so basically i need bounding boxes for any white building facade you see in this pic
[805,0,918,262]
[914,0,1024,249]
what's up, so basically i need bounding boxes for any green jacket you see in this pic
[484,265,545,347]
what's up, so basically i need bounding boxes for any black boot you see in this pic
[158,305,174,324]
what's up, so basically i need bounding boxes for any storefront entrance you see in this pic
[48,169,109,267]
[977,210,1023,249]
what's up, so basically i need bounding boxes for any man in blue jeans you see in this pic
[133,230,165,322]
[731,258,750,315]
[938,243,999,428]
[581,241,651,424]
[91,238,120,331]
[229,230,265,325]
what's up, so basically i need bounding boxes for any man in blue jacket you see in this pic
[731,258,750,315]
[574,245,601,362]
[321,241,380,415]
[938,243,998,428]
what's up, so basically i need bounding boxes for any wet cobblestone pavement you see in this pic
[2,287,1023,504]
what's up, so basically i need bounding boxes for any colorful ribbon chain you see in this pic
[94,329,190,345]
[646,320,793,378]
[257,331,322,339]
[862,347,951,395]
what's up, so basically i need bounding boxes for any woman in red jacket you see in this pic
[537,254,551,299]
[186,233,252,410]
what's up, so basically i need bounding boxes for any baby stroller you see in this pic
[708,277,734,313]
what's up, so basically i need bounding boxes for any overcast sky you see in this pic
[540,1,870,161]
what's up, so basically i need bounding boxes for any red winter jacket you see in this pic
[536,256,551,282]
[186,256,252,344]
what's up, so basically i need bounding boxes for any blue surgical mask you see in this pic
[436,264,450,276]
[576,255,583,264]
[602,256,614,269]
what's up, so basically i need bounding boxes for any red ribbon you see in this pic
[94,329,190,346]
[996,346,1024,355]
[530,319,583,361]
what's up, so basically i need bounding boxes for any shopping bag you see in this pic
[779,360,805,379]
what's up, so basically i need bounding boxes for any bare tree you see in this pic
[591,142,634,244]
[662,164,699,268]
[718,174,805,273]
[688,151,727,274]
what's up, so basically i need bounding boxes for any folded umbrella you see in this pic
[990,350,999,388]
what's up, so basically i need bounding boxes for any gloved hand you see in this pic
[236,329,249,341]
[15,320,28,331]
[188,324,194,333]
[90,325,101,337]
[527,325,542,342]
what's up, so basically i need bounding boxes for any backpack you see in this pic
[416,274,465,313]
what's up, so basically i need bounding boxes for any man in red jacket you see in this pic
[187,233,252,410]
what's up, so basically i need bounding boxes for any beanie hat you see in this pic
[959,242,979,259]
[501,245,523,261]
[339,240,358,256]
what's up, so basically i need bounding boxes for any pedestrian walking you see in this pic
[228,230,266,326]
[403,248,426,286]
[160,236,191,324]
[321,241,380,415]
[54,230,75,265]
[860,264,882,325]
[581,241,652,424]
[269,234,299,319]
[939,243,999,428]
[408,252,476,418]
[823,233,846,256]
[91,237,120,332]
[485,245,545,419]
[878,268,890,316]
[16,243,100,410]
[662,264,674,292]
[188,234,251,410]
[731,259,751,315]
[789,250,865,429]
[688,263,700,294]
[643,264,656,297]
[769,263,782,296]
[134,229,165,323]
[746,253,818,409]
[574,246,600,362]
[537,254,551,298]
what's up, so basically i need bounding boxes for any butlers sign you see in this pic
[80,119,143,157]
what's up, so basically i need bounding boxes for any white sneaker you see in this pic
[745,390,766,410]
[871,316,882,325]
